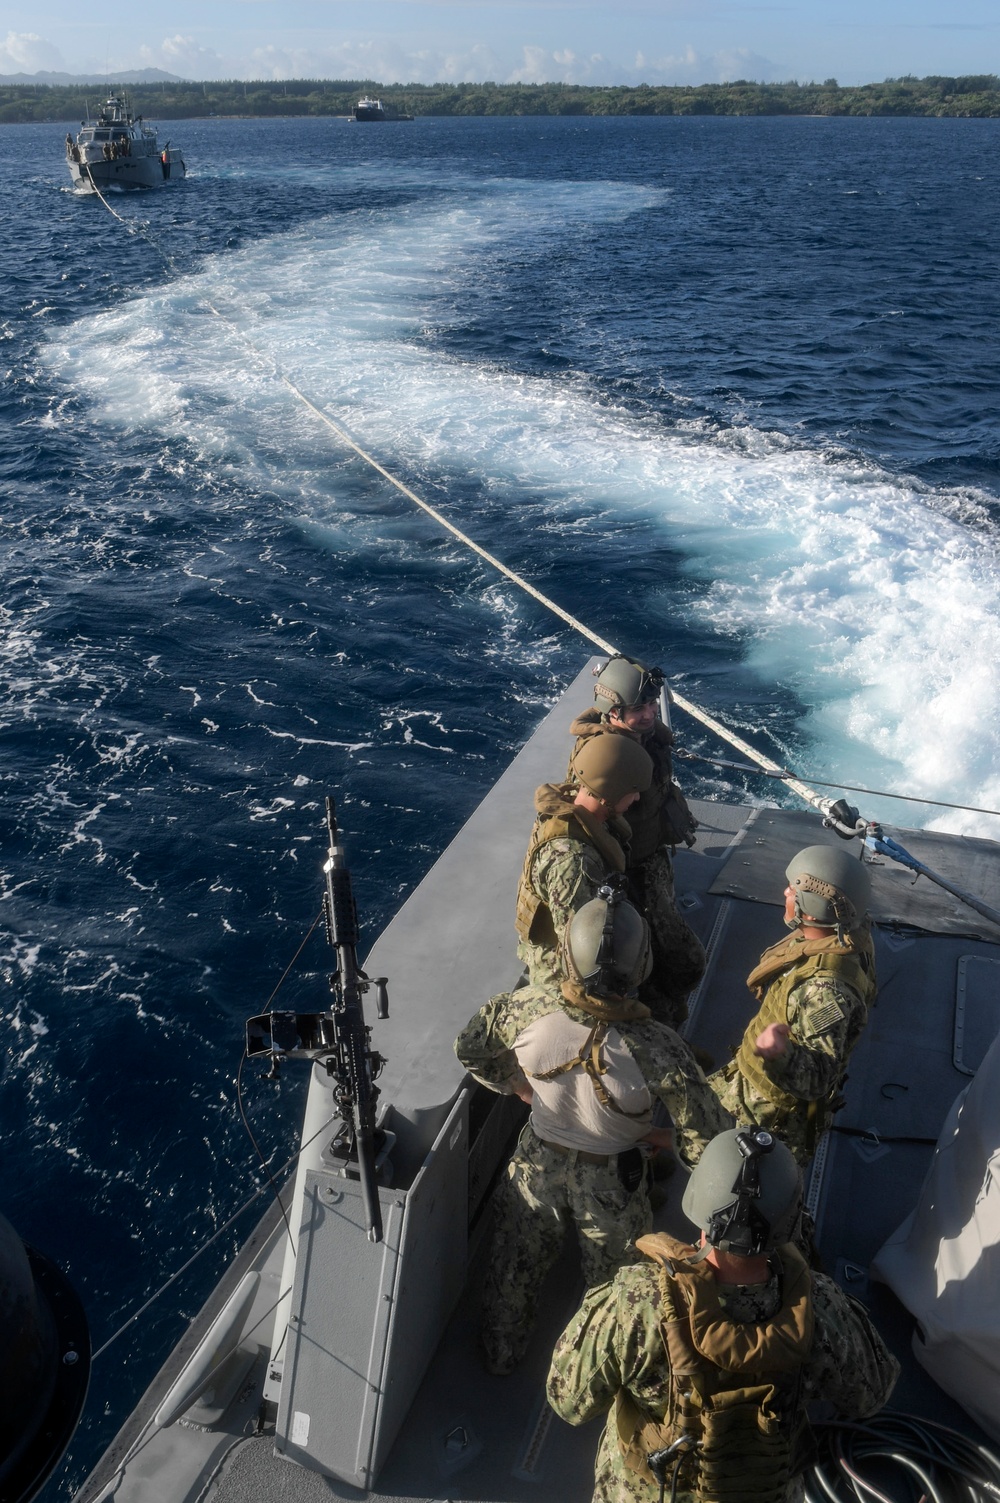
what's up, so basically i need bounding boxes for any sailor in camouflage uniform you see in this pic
[568,656,705,1028]
[457,891,732,1375]
[548,1127,898,1503]
[711,846,877,1167]
[516,732,654,994]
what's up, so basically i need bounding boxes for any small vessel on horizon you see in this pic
[353,94,413,122]
[65,92,185,191]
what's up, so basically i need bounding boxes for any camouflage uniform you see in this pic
[455,985,733,1372]
[569,712,705,1028]
[547,1248,899,1503]
[516,782,632,995]
[628,847,706,1028]
[710,928,877,1167]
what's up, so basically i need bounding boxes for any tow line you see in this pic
[78,186,1000,859]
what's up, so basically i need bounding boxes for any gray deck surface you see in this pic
[82,671,1000,1503]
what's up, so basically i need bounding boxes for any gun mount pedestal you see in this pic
[274,1087,470,1488]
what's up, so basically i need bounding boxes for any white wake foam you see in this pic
[41,174,1000,837]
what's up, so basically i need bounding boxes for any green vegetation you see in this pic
[4,74,1000,124]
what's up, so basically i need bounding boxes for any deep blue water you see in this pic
[1,112,999,1494]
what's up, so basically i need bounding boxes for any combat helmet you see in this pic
[563,888,653,998]
[571,734,653,807]
[682,1127,801,1258]
[593,655,665,715]
[785,845,871,935]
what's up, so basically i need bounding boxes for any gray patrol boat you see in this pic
[71,660,1000,1503]
[66,93,185,192]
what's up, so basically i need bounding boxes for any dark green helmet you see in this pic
[785,844,871,932]
[593,655,665,715]
[682,1127,801,1257]
[571,734,653,806]
[563,889,652,997]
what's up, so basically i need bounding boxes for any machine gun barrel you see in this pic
[324,796,384,1243]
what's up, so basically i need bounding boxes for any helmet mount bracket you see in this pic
[706,1128,776,1257]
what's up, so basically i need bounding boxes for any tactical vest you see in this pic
[514,785,628,947]
[527,1018,650,1119]
[734,929,876,1140]
[568,713,696,862]
[616,1233,814,1503]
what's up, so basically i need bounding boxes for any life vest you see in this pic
[731,928,876,1141]
[616,1233,814,1503]
[514,783,629,947]
[568,712,696,862]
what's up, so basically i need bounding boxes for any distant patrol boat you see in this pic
[66,92,186,191]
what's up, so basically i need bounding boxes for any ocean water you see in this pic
[1,112,999,1493]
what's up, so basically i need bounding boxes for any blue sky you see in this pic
[1,0,997,86]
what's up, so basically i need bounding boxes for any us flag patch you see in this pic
[808,1000,845,1032]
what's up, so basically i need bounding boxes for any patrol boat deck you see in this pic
[74,661,1000,1503]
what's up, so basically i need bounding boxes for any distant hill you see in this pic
[0,67,183,85]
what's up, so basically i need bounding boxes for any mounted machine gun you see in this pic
[245,796,389,1242]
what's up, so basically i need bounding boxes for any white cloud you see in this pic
[683,47,789,84]
[508,44,614,84]
[506,40,786,86]
[137,34,226,79]
[0,30,65,72]
[1,26,786,88]
[244,38,509,85]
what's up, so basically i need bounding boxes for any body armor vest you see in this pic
[616,1233,814,1503]
[514,783,628,947]
[568,713,697,862]
[734,929,876,1137]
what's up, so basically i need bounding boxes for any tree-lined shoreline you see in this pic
[3,74,1000,124]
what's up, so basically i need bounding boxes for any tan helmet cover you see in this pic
[571,734,653,805]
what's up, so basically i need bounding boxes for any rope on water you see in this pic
[80,169,183,275]
[279,378,618,653]
[280,377,832,810]
[82,187,992,825]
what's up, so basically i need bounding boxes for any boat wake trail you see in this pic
[41,174,1000,836]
